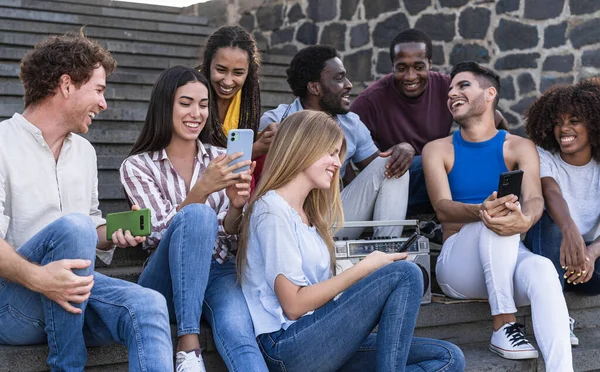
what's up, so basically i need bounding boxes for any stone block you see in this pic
[500,76,516,100]
[496,0,520,13]
[439,0,468,7]
[540,75,574,92]
[517,73,536,95]
[287,3,304,23]
[510,96,538,115]
[269,44,298,56]
[404,0,430,15]
[494,19,538,51]
[376,50,392,74]
[343,49,373,82]
[494,53,540,70]
[271,27,294,45]
[372,12,410,48]
[296,22,318,45]
[542,54,574,73]
[432,44,445,65]
[350,23,370,48]
[341,0,360,20]
[431,44,446,65]
[543,22,567,48]
[256,3,283,31]
[253,31,269,51]
[582,49,600,67]
[449,44,490,66]
[569,0,600,15]
[238,12,254,33]
[320,23,346,51]
[458,7,490,40]
[524,0,565,19]
[415,14,456,42]
[364,0,400,19]
[570,19,600,48]
[498,108,520,126]
[307,0,337,22]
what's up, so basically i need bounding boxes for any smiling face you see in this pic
[392,42,431,99]
[553,113,592,160]
[65,66,107,134]
[303,138,343,190]
[447,72,491,124]
[318,57,353,116]
[171,81,209,143]
[209,46,249,101]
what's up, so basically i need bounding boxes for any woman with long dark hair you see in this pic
[200,26,275,179]
[121,66,267,372]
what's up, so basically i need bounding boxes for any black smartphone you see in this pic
[497,170,524,200]
[398,232,419,253]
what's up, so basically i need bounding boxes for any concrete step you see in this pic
[1,0,209,26]
[0,6,213,36]
[462,326,600,372]
[0,323,226,372]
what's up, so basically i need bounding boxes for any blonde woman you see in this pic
[237,110,465,372]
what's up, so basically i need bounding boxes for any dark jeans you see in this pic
[408,155,433,215]
[524,211,600,295]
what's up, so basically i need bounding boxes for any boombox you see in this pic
[334,220,431,304]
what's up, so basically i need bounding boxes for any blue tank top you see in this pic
[448,130,508,204]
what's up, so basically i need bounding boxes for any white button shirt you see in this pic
[0,113,113,263]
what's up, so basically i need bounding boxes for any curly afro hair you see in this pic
[286,45,338,99]
[525,79,600,161]
[20,30,116,109]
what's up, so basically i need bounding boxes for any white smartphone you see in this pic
[226,129,253,173]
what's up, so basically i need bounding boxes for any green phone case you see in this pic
[105,209,151,240]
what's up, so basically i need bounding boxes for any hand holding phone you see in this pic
[106,208,151,242]
[227,129,253,173]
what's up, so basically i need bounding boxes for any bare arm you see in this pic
[275,251,406,320]
[422,141,481,223]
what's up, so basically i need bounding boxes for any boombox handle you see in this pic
[339,220,420,235]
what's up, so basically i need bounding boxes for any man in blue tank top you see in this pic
[422,61,573,370]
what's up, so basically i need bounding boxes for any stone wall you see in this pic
[187,0,600,132]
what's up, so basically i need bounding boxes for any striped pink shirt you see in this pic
[120,141,235,264]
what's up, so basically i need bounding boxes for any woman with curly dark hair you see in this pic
[199,26,276,165]
[524,80,600,346]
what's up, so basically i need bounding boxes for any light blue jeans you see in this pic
[139,204,267,372]
[257,261,465,372]
[0,213,173,372]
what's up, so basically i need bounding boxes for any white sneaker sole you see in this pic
[571,337,579,347]
[489,343,539,360]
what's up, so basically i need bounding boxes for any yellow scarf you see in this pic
[222,89,242,136]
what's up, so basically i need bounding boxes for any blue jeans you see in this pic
[257,261,465,372]
[0,213,173,372]
[139,204,267,372]
[524,211,600,295]
[408,156,432,214]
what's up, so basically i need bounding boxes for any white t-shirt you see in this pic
[538,146,600,242]
[241,190,332,337]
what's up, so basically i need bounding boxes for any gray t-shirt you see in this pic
[538,146,600,242]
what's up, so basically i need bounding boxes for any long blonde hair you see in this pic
[237,110,347,279]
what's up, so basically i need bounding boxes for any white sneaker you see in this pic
[175,349,206,372]
[489,322,539,360]
[570,317,580,347]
